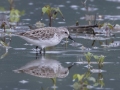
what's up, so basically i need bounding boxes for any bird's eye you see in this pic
[65,32,67,34]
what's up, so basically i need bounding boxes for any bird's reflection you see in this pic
[14,56,74,78]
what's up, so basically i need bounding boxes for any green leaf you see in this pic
[42,5,64,21]
[108,24,113,30]
[10,9,20,17]
[93,55,99,60]
[10,9,20,22]
[42,5,51,15]
[100,80,105,88]
[84,52,93,62]
[99,55,105,63]
[55,7,64,17]
[73,74,84,81]
[51,7,64,20]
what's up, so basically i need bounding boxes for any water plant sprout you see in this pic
[93,55,105,68]
[84,52,93,66]
[41,5,65,27]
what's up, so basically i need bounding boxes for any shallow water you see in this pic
[0,0,120,90]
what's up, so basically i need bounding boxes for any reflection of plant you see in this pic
[84,52,93,65]
[73,74,84,82]
[73,72,96,90]
[72,70,105,90]
[0,50,8,59]
[41,5,64,26]
[94,73,105,88]
[51,78,56,86]
[73,74,86,90]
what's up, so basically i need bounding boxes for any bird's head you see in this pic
[57,27,74,41]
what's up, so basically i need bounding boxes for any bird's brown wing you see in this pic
[19,27,57,40]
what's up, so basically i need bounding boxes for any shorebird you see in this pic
[17,27,74,53]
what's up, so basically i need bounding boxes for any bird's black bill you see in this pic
[68,35,75,42]
[68,63,75,70]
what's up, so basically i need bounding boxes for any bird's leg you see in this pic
[39,48,42,54]
[36,46,38,52]
[43,48,45,55]
[36,52,38,59]
[35,46,39,59]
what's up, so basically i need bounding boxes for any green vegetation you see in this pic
[84,52,105,68]
[41,5,64,26]
[10,8,25,22]
[73,70,105,90]
[84,52,93,65]
[93,55,105,68]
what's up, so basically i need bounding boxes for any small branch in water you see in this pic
[66,24,98,29]
[66,24,98,35]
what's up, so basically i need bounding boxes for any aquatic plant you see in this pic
[73,72,96,90]
[10,8,25,22]
[73,74,86,90]
[41,5,64,26]
[73,74,85,82]
[93,55,105,68]
[51,78,56,86]
[84,52,93,65]
[72,70,105,90]
[94,73,105,88]
[35,21,45,28]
